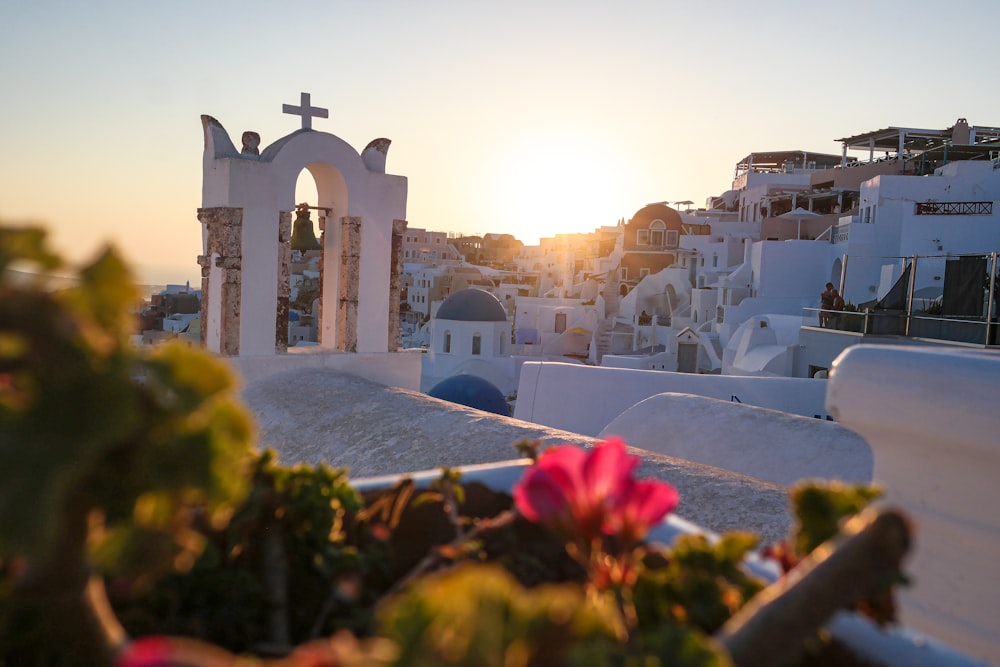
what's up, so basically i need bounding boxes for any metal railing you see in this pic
[802,307,997,345]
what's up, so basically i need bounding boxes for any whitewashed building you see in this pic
[420,288,516,395]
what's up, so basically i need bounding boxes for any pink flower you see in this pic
[513,439,678,545]
[117,637,173,667]
[607,478,680,545]
[117,636,236,667]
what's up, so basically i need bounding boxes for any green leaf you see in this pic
[0,226,62,275]
[791,481,883,556]
[62,246,138,343]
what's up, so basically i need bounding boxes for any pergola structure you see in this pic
[836,119,1000,172]
[733,150,843,180]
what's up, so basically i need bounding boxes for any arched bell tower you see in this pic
[197,93,408,356]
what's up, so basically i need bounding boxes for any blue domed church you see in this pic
[420,289,516,403]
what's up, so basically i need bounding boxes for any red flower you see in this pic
[117,637,174,667]
[116,636,237,667]
[513,439,678,545]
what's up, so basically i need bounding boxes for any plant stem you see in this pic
[716,507,911,667]
[4,493,126,665]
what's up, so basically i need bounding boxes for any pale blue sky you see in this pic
[2,0,998,284]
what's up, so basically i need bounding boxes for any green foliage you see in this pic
[0,224,257,661]
[633,532,765,635]
[377,564,625,667]
[919,298,943,316]
[292,275,320,314]
[112,449,388,651]
[0,226,61,275]
[576,624,732,667]
[0,226,254,567]
[791,482,883,556]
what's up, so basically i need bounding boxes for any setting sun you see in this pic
[491,129,633,244]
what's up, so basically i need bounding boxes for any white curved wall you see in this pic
[827,345,1000,663]
[514,361,829,436]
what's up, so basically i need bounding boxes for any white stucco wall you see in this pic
[845,161,1000,303]
[827,345,1000,663]
[421,317,515,394]
[598,392,872,487]
[753,240,838,301]
[228,348,422,390]
[722,314,803,376]
[513,361,829,436]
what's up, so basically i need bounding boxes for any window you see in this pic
[639,268,650,279]
[443,331,451,353]
[666,230,679,248]
[620,267,628,281]
[472,334,481,355]
[649,220,665,246]
[712,254,718,268]
[636,229,650,245]
[554,313,567,334]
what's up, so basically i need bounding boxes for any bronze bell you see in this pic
[290,205,322,252]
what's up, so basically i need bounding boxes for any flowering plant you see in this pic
[0,224,910,667]
[108,441,904,667]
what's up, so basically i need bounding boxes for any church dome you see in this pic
[629,203,683,227]
[428,374,509,416]
[436,288,507,322]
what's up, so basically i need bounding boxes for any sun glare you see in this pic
[496,132,629,244]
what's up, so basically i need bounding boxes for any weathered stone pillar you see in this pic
[388,219,408,351]
[338,216,362,352]
[275,210,292,353]
[317,214,326,346]
[197,207,243,356]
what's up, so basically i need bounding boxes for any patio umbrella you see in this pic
[777,207,822,239]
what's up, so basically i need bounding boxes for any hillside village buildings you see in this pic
[411,117,1000,407]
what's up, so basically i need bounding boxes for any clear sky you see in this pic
[2,0,999,285]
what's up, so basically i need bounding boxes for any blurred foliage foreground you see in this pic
[0,226,909,666]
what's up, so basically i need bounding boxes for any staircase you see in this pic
[594,320,612,364]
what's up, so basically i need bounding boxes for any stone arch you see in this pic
[199,109,407,356]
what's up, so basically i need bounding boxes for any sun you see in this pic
[495,131,631,244]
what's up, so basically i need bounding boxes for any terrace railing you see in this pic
[802,307,997,345]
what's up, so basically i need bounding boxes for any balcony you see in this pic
[802,308,998,345]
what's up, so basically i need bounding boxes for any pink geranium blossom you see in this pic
[513,438,679,546]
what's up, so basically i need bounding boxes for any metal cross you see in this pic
[282,92,329,130]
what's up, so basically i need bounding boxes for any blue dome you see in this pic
[428,374,508,416]
[436,288,507,322]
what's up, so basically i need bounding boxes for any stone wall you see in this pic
[240,367,793,543]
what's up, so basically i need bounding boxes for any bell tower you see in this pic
[198,93,408,356]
